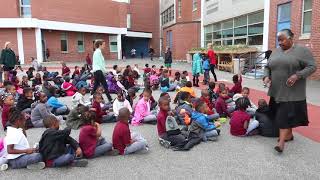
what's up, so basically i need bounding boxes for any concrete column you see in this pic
[200,0,205,48]
[35,28,43,63]
[262,0,270,52]
[16,28,25,64]
[117,34,122,60]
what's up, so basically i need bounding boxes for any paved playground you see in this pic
[1,59,320,180]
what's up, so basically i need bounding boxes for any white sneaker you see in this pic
[0,164,8,171]
[26,162,45,170]
[159,138,171,149]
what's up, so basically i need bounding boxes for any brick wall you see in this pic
[0,29,18,54]
[176,0,201,22]
[22,29,37,63]
[0,0,19,17]
[269,0,320,80]
[43,30,117,63]
[163,22,200,60]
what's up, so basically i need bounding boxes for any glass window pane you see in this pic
[213,41,221,46]
[21,0,30,5]
[304,0,312,10]
[303,11,312,33]
[222,20,233,29]
[222,29,233,38]
[248,23,263,35]
[248,35,263,45]
[234,38,247,45]
[205,41,212,46]
[223,40,233,45]
[212,23,221,31]
[205,33,213,41]
[234,27,247,37]
[205,25,213,33]
[234,16,247,27]
[248,11,264,24]
[278,3,291,22]
[61,40,67,52]
[21,7,31,17]
[213,31,222,39]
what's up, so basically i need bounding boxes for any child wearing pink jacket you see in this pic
[131,89,157,126]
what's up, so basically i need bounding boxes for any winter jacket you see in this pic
[192,53,203,75]
[66,108,85,130]
[39,128,79,161]
[164,50,172,64]
[175,101,194,125]
[61,82,76,96]
[31,102,54,128]
[191,111,216,132]
[132,98,152,126]
[202,59,210,70]
[255,106,279,137]
[47,96,65,109]
[0,48,16,68]
[16,96,34,112]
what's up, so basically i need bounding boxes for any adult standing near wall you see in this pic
[92,39,112,102]
[164,47,172,76]
[264,29,316,153]
[148,47,155,61]
[0,42,16,81]
[207,43,218,82]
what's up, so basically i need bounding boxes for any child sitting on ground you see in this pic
[1,93,15,129]
[176,81,196,101]
[113,91,133,117]
[192,101,221,141]
[39,115,88,168]
[20,75,30,88]
[230,97,259,136]
[66,104,88,130]
[138,87,158,111]
[143,64,151,75]
[229,74,242,96]
[61,76,77,96]
[208,81,218,103]
[255,99,279,137]
[175,92,194,125]
[79,109,116,158]
[157,97,186,148]
[31,92,64,128]
[126,88,136,107]
[16,88,34,114]
[232,87,257,116]
[5,107,45,169]
[32,73,42,87]
[92,93,116,124]
[132,88,157,126]
[72,66,80,79]
[199,89,220,121]
[47,87,70,116]
[215,86,234,118]
[61,62,71,77]
[160,70,175,92]
[26,67,35,80]
[0,138,8,171]
[72,87,90,109]
[5,83,19,101]
[112,108,148,155]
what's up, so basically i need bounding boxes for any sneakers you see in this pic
[159,138,171,149]
[26,162,45,170]
[107,149,120,156]
[0,164,8,171]
[72,159,88,167]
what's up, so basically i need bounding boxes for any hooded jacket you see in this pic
[191,111,216,132]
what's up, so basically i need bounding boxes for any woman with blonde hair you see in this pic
[0,42,17,81]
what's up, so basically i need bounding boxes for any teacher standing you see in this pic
[0,42,17,81]
[207,43,218,82]
[264,29,316,153]
[92,39,112,102]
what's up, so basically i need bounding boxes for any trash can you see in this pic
[233,58,245,74]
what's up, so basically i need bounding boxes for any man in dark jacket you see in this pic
[164,47,172,76]
[39,115,88,167]
[0,42,16,81]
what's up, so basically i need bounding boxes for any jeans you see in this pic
[204,70,210,83]
[246,119,259,135]
[53,106,69,116]
[210,64,217,82]
[93,70,112,102]
[92,138,113,158]
[203,129,219,142]
[102,113,117,123]
[8,153,43,169]
[124,132,147,155]
[143,114,157,124]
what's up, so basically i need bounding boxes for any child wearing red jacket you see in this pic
[91,93,116,123]
[199,89,220,120]
[215,87,235,118]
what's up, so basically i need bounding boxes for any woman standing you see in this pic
[0,42,16,81]
[207,43,218,82]
[92,39,112,102]
[264,29,316,153]
[164,47,172,76]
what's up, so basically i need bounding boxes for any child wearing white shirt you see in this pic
[5,107,45,169]
[232,87,257,116]
[72,87,90,109]
[113,91,133,116]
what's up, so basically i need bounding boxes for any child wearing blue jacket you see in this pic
[191,101,221,141]
[47,87,70,116]
[202,54,210,85]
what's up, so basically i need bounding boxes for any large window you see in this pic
[178,0,182,18]
[193,0,198,11]
[61,32,68,53]
[204,11,264,46]
[77,33,84,53]
[161,5,175,25]
[302,0,312,34]
[109,36,118,52]
[20,0,31,17]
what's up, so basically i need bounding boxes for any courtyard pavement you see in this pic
[0,58,319,180]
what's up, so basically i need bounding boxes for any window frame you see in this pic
[301,0,312,35]
[77,33,85,53]
[127,14,131,29]
[178,0,182,18]
[19,0,32,18]
[192,0,198,11]
[60,32,68,53]
[109,35,118,53]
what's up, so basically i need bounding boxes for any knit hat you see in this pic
[165,116,179,131]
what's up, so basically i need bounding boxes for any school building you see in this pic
[0,0,160,64]
[268,0,320,80]
[160,0,201,60]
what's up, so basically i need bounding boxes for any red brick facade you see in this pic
[22,29,37,63]
[0,29,18,53]
[269,0,320,80]
[162,0,201,60]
